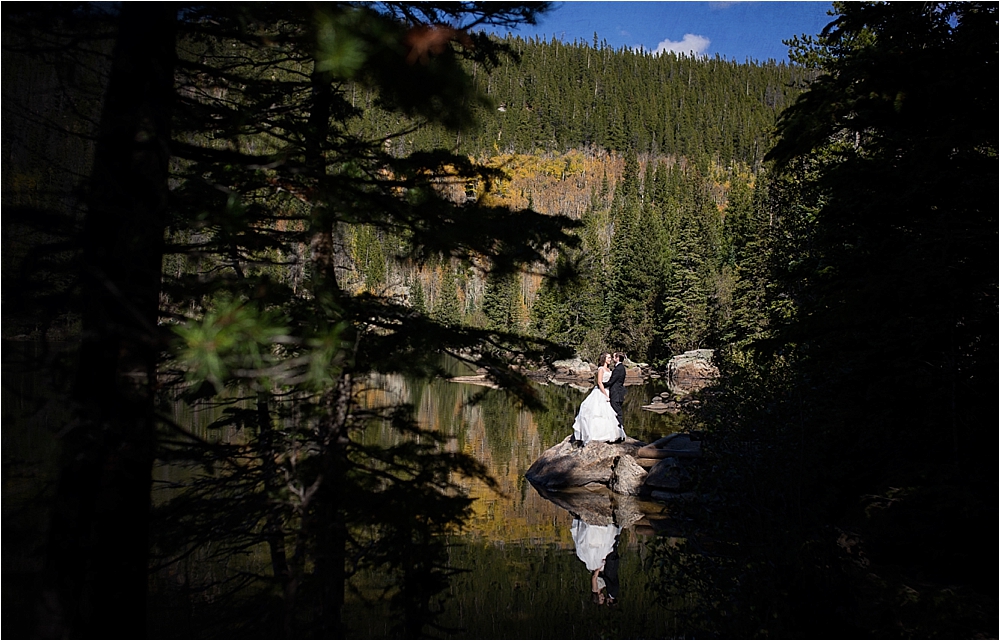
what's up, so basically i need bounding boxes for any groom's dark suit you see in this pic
[605,361,626,431]
[599,535,621,602]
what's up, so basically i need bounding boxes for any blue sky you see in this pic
[485,1,836,63]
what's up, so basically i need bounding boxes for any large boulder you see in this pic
[644,457,694,492]
[524,435,645,490]
[636,433,702,460]
[609,454,648,496]
[617,357,646,384]
[550,356,595,377]
[666,349,718,380]
[526,431,702,506]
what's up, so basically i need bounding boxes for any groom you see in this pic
[605,352,627,436]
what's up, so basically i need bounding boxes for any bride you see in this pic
[572,353,626,445]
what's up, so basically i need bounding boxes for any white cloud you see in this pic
[653,33,711,57]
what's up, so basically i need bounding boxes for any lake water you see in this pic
[3,343,692,638]
[344,369,690,638]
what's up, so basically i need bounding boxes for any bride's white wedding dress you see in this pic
[571,518,621,572]
[572,369,626,444]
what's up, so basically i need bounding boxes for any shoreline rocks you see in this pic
[449,350,719,416]
[665,349,718,382]
[529,356,647,387]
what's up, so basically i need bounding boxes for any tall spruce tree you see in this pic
[654,3,998,637]
[658,164,718,356]
[607,151,659,358]
[26,5,177,637]
[531,182,611,356]
[432,265,464,328]
[11,3,582,637]
[482,270,522,332]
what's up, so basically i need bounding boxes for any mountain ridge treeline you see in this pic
[6,29,797,366]
[352,33,812,163]
[333,36,807,364]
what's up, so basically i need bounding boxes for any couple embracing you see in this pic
[571,352,627,445]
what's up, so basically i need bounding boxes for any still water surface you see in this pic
[338,367,690,638]
[3,343,690,638]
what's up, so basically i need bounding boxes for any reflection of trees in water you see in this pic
[478,389,519,472]
[533,380,689,444]
[530,383,583,444]
[354,375,575,542]
[428,378,467,441]
[151,371,496,638]
[8,347,681,637]
[149,370,689,636]
[428,530,678,639]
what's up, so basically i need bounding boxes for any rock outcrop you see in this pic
[639,351,718,413]
[525,432,702,499]
[525,436,645,489]
[550,357,595,378]
[608,454,648,496]
[636,433,703,460]
[665,349,718,381]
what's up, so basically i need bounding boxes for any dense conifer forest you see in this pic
[2,2,995,638]
[353,34,811,163]
[331,37,811,364]
[6,25,806,365]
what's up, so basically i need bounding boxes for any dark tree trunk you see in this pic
[313,371,352,638]
[39,5,176,637]
[257,392,290,581]
[304,63,350,637]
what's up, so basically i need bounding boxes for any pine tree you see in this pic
[482,270,521,332]
[409,276,427,316]
[660,4,998,637]
[708,172,755,344]
[9,4,575,637]
[433,266,463,327]
[658,165,716,355]
[606,151,652,357]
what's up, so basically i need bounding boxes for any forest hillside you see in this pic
[5,32,804,365]
[2,3,995,639]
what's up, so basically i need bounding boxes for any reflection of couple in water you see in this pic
[571,517,620,606]
[571,352,627,446]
